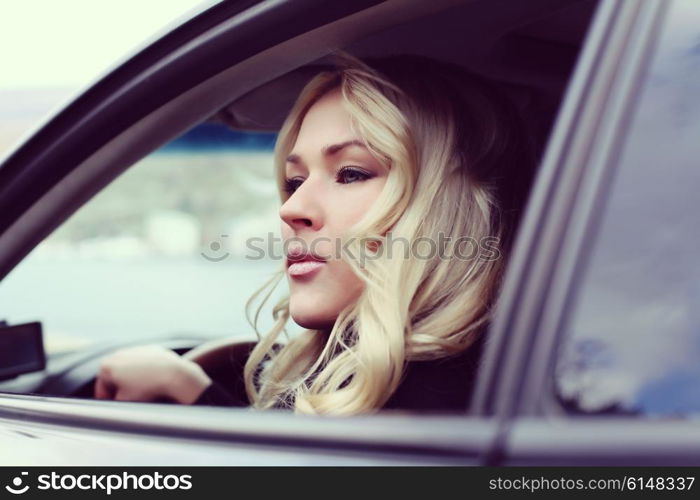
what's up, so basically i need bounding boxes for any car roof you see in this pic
[217,0,596,132]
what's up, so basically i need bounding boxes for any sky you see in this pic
[0,0,214,152]
[0,0,213,90]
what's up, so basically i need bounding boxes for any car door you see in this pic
[478,0,700,465]
[0,0,516,466]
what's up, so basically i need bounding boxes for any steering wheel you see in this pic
[182,336,258,385]
[36,336,258,399]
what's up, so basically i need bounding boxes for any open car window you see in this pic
[0,0,601,422]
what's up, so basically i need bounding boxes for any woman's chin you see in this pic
[290,309,336,331]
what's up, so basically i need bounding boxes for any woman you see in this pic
[95,53,535,415]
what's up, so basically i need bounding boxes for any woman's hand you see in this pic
[94,344,213,404]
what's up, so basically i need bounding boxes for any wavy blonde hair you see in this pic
[243,53,534,415]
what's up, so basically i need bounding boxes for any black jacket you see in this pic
[193,334,485,412]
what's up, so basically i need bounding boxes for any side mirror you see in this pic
[0,321,46,381]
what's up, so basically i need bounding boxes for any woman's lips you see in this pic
[287,260,325,277]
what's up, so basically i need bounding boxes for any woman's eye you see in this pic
[284,177,304,194]
[337,166,372,184]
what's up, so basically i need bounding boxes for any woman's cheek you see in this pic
[324,259,365,311]
[332,181,386,227]
[287,259,365,330]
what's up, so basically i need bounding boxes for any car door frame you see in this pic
[4,0,666,466]
[472,0,700,465]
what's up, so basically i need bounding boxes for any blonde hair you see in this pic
[243,53,534,415]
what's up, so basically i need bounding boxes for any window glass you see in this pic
[0,123,290,353]
[555,0,700,417]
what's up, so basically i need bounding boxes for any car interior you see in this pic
[0,0,600,407]
[218,0,597,152]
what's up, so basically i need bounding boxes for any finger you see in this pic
[114,389,131,402]
[114,388,144,402]
[94,374,116,400]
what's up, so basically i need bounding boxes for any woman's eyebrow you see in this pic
[286,140,366,164]
[322,139,366,156]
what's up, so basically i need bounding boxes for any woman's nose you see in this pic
[279,181,323,231]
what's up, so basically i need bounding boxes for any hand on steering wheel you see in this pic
[94,344,212,404]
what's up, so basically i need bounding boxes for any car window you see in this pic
[0,0,601,416]
[554,0,700,417]
[0,123,292,353]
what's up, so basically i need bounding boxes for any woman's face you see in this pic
[280,89,388,330]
